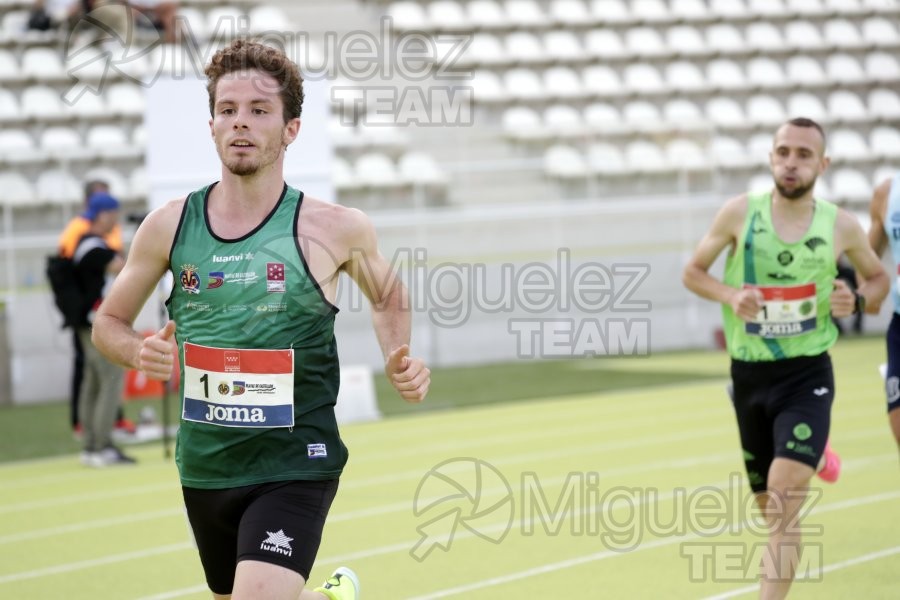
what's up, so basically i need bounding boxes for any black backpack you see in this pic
[46,255,88,328]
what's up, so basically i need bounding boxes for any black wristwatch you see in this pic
[853,290,866,315]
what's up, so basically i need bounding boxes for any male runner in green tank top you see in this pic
[92,40,430,600]
[683,118,887,599]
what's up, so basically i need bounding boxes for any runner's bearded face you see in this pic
[769,125,827,201]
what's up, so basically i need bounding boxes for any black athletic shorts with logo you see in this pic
[730,353,833,493]
[884,313,900,413]
[182,479,339,595]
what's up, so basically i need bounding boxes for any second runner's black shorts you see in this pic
[730,352,834,492]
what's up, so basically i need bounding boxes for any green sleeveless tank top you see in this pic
[722,191,838,361]
[167,183,347,488]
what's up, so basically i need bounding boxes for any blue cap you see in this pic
[83,192,120,220]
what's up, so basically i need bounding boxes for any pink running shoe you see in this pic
[817,441,841,483]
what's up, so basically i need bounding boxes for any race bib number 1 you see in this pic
[745,283,818,338]
[183,342,295,428]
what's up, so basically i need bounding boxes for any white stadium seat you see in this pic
[387,2,427,30]
[544,104,584,135]
[831,168,872,201]
[829,129,871,161]
[667,25,706,56]
[247,6,287,34]
[711,136,748,167]
[0,171,34,206]
[355,153,402,187]
[827,54,867,84]
[663,98,705,129]
[544,145,589,179]
[624,63,666,94]
[502,106,542,140]
[582,65,625,96]
[869,88,900,119]
[665,61,707,92]
[428,0,469,30]
[863,17,900,47]
[827,90,869,122]
[543,31,584,61]
[784,21,825,51]
[550,0,593,26]
[823,19,864,49]
[631,0,671,23]
[0,89,20,122]
[870,127,900,159]
[707,59,746,90]
[544,67,585,98]
[468,0,507,29]
[671,0,710,22]
[706,24,746,54]
[464,34,506,66]
[626,27,668,57]
[747,95,787,126]
[666,138,707,170]
[748,0,786,17]
[471,70,507,102]
[505,0,546,27]
[786,0,825,15]
[0,49,19,82]
[331,157,357,190]
[826,0,866,15]
[786,55,828,87]
[399,152,448,185]
[589,0,631,24]
[747,132,776,163]
[866,52,900,83]
[707,97,746,126]
[626,140,668,172]
[22,86,62,119]
[745,22,784,52]
[623,100,664,132]
[587,142,627,174]
[40,126,89,160]
[584,29,627,59]
[710,0,751,19]
[787,92,828,122]
[21,47,64,80]
[36,169,81,205]
[505,32,543,63]
[746,57,787,89]
[504,68,544,100]
[583,102,625,133]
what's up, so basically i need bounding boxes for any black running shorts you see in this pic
[885,313,900,413]
[730,353,834,492]
[182,479,339,595]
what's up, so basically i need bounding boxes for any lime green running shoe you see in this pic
[314,567,360,600]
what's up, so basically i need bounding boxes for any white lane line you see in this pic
[406,487,900,599]
[0,508,182,545]
[701,545,900,599]
[128,453,896,600]
[134,584,209,600]
[0,542,194,584]
[0,482,176,515]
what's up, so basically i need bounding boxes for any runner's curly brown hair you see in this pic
[204,39,304,123]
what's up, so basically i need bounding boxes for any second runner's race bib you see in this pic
[182,342,295,428]
[744,283,818,338]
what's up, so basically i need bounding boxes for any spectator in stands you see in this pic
[131,0,179,44]
[92,39,429,599]
[73,191,135,466]
[58,180,135,438]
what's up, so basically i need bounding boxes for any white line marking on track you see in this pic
[700,544,900,599]
[0,542,194,584]
[407,485,900,599]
